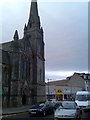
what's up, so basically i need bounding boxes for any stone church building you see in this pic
[1,0,45,107]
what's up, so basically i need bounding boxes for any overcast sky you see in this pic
[1,0,89,81]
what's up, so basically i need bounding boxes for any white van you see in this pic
[75,91,90,108]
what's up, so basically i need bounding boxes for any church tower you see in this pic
[1,0,45,108]
[24,0,45,103]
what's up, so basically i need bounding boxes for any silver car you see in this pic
[54,101,80,120]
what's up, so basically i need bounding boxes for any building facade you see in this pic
[46,73,90,100]
[77,73,90,91]
[1,0,46,108]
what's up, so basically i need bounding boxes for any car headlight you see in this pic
[39,109,42,112]
[54,111,59,116]
[28,109,31,112]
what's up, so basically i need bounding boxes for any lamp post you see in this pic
[47,78,52,100]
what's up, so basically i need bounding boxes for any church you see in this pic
[1,0,45,107]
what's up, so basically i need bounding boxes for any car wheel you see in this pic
[53,108,55,113]
[79,110,82,120]
[43,111,46,116]
[54,118,58,120]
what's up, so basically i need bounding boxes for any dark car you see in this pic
[28,101,54,116]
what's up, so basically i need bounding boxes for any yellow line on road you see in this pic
[3,114,17,118]
[3,112,27,118]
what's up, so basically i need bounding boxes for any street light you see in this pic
[47,78,52,99]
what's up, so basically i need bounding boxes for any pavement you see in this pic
[1,100,52,115]
[1,104,33,115]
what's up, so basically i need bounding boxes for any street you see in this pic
[2,109,90,120]
[2,112,54,120]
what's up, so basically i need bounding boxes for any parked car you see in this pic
[28,101,54,116]
[54,101,62,110]
[54,101,80,120]
[48,99,60,107]
[75,91,90,108]
[49,99,57,105]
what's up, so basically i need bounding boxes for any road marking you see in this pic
[2,114,17,118]
[2,112,28,118]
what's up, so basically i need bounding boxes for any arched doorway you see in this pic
[21,81,31,105]
[22,90,27,105]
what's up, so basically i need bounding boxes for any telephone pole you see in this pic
[47,78,52,100]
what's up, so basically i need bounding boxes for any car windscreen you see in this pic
[61,103,76,109]
[76,95,90,101]
[39,103,45,106]
[31,104,44,109]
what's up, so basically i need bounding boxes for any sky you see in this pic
[0,0,89,82]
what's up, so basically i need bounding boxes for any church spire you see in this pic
[13,30,19,41]
[28,0,40,28]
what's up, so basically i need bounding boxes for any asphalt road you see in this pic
[1,109,90,120]
[2,112,54,120]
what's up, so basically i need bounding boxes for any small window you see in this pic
[37,40,40,54]
[88,76,90,79]
[40,69,42,81]
[28,36,32,46]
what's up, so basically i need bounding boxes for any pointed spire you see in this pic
[30,0,38,18]
[24,24,27,31]
[28,0,40,28]
[41,27,43,34]
[31,0,37,2]
[13,30,19,41]
[24,24,27,35]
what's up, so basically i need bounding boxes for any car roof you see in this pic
[76,91,90,95]
[39,103,45,106]
[62,101,75,105]
[62,101,75,103]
